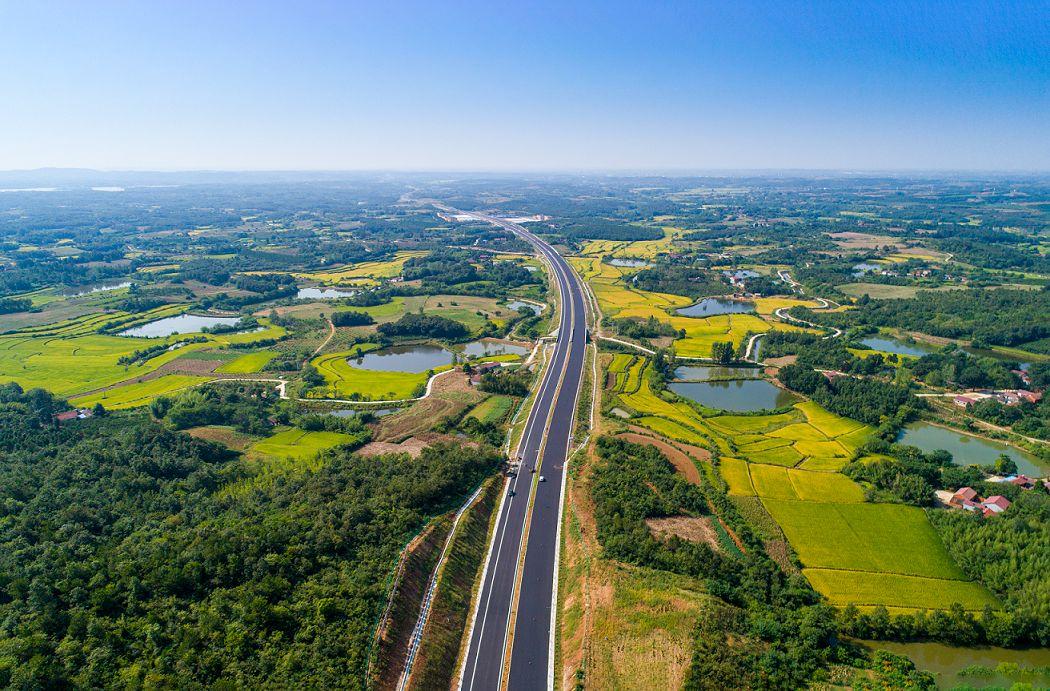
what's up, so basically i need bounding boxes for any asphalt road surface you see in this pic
[445,208,588,691]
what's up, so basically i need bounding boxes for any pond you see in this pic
[329,408,396,418]
[461,340,529,358]
[674,365,761,381]
[962,346,1033,370]
[852,262,881,276]
[66,281,131,297]
[119,314,242,338]
[345,344,454,373]
[896,422,1047,476]
[608,258,650,268]
[505,300,545,314]
[859,335,939,358]
[865,640,1050,690]
[296,287,356,300]
[676,297,755,318]
[669,379,797,412]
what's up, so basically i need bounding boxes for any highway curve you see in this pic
[445,208,588,691]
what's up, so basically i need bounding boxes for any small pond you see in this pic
[866,640,1050,690]
[505,300,545,314]
[296,287,356,300]
[462,340,529,358]
[120,314,242,338]
[674,365,761,381]
[859,335,939,358]
[345,344,453,373]
[66,281,131,297]
[669,379,797,412]
[852,262,881,276]
[608,258,650,268]
[896,422,1047,476]
[676,297,755,318]
[329,408,396,418]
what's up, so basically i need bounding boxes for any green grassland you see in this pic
[249,427,356,462]
[466,395,514,424]
[604,354,994,612]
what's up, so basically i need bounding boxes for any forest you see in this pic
[0,385,500,688]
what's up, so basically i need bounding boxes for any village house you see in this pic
[53,408,94,423]
[980,495,1011,517]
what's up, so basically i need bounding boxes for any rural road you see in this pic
[439,206,588,691]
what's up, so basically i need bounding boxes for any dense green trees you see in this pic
[376,313,469,340]
[801,289,1050,352]
[779,363,918,426]
[331,310,376,327]
[0,390,500,688]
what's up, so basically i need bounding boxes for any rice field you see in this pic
[602,354,993,612]
[70,374,209,410]
[466,394,515,424]
[0,309,285,397]
[216,351,276,373]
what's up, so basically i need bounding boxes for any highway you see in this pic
[443,207,588,691]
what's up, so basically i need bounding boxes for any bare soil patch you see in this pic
[646,516,722,551]
[185,425,257,451]
[762,355,797,369]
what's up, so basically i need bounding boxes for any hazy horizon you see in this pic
[2,1,1047,171]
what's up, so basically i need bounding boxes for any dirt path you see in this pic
[312,316,335,356]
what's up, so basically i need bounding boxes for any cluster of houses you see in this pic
[952,388,1042,408]
[940,486,1012,517]
[938,474,1048,518]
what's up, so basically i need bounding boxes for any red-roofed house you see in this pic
[981,495,1011,516]
[949,487,979,509]
[1009,475,1036,490]
[54,410,79,422]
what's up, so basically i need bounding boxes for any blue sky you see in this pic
[0,1,1046,171]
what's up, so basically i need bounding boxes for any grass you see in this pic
[216,351,276,374]
[249,427,356,462]
[70,375,209,409]
[836,283,965,300]
[466,395,514,424]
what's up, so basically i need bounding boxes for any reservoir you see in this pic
[674,365,760,381]
[859,335,939,358]
[676,297,755,318]
[669,379,797,412]
[120,314,242,338]
[345,344,453,373]
[296,287,356,300]
[896,422,1046,476]
[462,340,529,358]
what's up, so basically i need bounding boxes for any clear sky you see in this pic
[0,0,1046,171]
